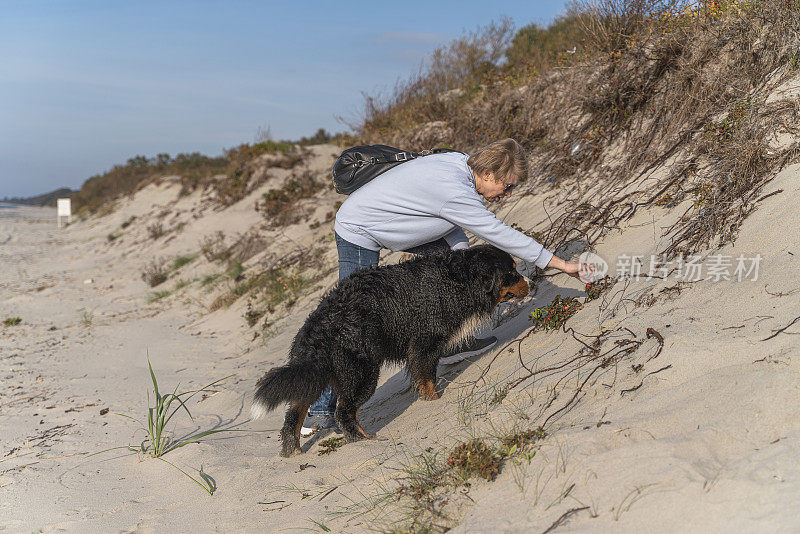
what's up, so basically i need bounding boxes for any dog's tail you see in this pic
[250,359,329,420]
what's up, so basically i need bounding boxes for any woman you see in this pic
[302,138,591,435]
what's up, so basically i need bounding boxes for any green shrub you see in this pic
[447,439,501,481]
[505,14,587,72]
[530,295,583,330]
[226,261,244,281]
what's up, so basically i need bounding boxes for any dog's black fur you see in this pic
[250,245,530,457]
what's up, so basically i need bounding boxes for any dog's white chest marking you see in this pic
[445,313,489,351]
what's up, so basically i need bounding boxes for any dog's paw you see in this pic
[417,379,440,400]
[419,388,440,401]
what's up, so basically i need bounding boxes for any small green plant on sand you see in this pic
[585,277,614,302]
[140,358,230,459]
[137,358,231,493]
[227,261,244,281]
[447,439,501,481]
[499,427,546,454]
[201,273,222,288]
[2,317,21,326]
[80,309,93,327]
[318,437,346,456]
[93,357,233,495]
[529,295,582,330]
[387,428,547,530]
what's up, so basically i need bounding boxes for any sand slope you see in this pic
[1,144,799,533]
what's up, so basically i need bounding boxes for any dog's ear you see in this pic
[468,250,502,295]
[483,269,501,295]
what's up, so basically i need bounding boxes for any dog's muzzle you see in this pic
[499,278,530,302]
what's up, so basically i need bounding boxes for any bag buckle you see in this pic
[395,152,408,162]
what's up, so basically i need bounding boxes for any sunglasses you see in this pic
[497,176,516,194]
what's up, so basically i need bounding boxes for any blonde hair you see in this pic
[467,138,529,184]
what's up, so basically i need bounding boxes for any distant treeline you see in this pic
[1,188,74,207]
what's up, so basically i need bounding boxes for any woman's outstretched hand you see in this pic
[547,257,596,284]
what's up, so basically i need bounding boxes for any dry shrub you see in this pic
[211,148,307,207]
[200,231,229,262]
[209,251,320,316]
[255,170,322,227]
[71,153,227,213]
[500,427,546,450]
[208,292,238,312]
[147,223,164,240]
[359,18,515,141]
[71,141,304,213]
[226,232,269,263]
[141,259,168,287]
[212,166,257,207]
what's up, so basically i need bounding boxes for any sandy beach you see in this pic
[2,144,800,533]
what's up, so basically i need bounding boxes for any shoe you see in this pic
[439,336,498,365]
[300,413,338,437]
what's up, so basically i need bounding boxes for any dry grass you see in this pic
[361,0,800,260]
[199,231,230,262]
[208,248,324,315]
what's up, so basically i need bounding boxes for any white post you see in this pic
[57,198,71,228]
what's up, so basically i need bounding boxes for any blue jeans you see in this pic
[307,232,450,416]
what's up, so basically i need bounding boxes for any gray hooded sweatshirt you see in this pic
[333,151,554,269]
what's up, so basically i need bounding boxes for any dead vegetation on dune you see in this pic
[362,0,800,262]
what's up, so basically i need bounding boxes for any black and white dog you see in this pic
[251,245,529,456]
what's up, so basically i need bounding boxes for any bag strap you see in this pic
[352,150,421,168]
[350,148,464,168]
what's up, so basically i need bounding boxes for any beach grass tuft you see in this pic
[86,356,236,496]
[139,357,231,459]
[80,309,93,327]
[172,254,197,270]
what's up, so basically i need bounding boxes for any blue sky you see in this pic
[0,1,569,198]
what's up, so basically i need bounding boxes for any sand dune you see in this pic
[1,143,799,532]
